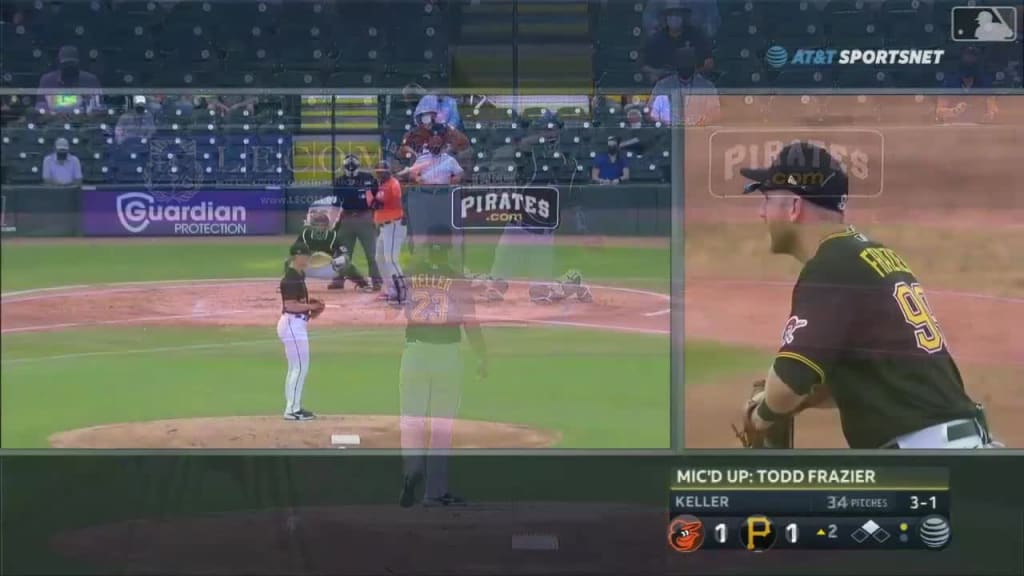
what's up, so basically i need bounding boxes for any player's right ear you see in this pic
[788,197,803,222]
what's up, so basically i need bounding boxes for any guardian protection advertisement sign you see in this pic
[80,188,284,236]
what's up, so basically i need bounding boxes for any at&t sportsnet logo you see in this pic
[765,45,945,68]
[117,192,248,235]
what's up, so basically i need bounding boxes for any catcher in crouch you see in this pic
[734,141,1001,450]
[297,201,373,290]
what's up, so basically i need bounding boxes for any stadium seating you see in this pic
[0,0,445,89]
[3,0,1020,189]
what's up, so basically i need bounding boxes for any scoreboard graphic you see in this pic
[667,467,950,552]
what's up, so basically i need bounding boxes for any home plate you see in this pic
[330,434,361,448]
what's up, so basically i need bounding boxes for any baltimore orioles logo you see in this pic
[668,515,704,553]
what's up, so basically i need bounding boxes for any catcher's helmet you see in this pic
[308,210,332,231]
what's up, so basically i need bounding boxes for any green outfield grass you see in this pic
[681,341,773,386]
[0,236,669,292]
[1,236,676,448]
[1,325,675,448]
[1,325,764,449]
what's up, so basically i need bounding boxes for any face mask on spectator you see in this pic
[608,143,619,153]
[135,105,145,114]
[343,155,360,176]
[57,151,68,160]
[60,62,80,85]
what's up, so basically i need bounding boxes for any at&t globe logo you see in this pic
[765,45,789,68]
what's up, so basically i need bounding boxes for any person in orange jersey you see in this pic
[372,160,408,304]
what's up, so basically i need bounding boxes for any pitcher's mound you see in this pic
[49,415,561,449]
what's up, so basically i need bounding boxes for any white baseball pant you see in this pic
[277,313,310,415]
[377,220,408,298]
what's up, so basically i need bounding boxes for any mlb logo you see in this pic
[951,6,1017,42]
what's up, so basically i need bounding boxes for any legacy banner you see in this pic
[80,188,285,236]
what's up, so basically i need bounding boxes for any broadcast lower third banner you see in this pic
[80,188,285,236]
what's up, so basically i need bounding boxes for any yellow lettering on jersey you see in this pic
[859,248,913,278]
[411,274,453,292]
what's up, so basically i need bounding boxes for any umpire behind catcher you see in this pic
[735,142,1002,450]
[329,154,383,291]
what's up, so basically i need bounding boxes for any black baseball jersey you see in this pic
[296,226,342,256]
[404,260,467,345]
[774,226,977,448]
[280,265,310,315]
[333,171,379,213]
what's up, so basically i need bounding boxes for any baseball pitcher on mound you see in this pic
[734,142,1002,450]
[396,225,488,507]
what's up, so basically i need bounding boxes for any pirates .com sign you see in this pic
[708,129,884,198]
[451,186,559,230]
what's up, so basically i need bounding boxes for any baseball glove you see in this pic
[731,379,794,449]
[308,298,326,319]
[309,251,333,269]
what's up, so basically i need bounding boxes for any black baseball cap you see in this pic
[289,242,312,256]
[740,142,850,213]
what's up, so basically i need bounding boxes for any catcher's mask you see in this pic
[343,153,360,176]
[307,210,332,232]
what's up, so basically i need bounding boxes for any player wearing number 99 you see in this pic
[397,225,488,507]
[736,142,1002,450]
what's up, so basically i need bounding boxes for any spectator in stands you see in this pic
[115,96,157,144]
[592,136,630,185]
[641,3,713,84]
[211,95,258,117]
[38,45,102,114]
[643,0,719,39]
[42,138,82,186]
[399,135,464,185]
[1,95,27,127]
[936,47,999,123]
[619,106,658,156]
[625,105,648,129]
[415,92,463,131]
[649,47,720,126]
[398,103,471,166]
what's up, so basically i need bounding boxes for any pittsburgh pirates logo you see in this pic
[781,315,808,345]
